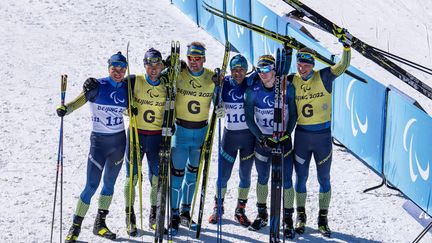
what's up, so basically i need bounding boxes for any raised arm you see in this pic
[330,46,351,77]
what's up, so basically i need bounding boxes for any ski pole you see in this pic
[125,41,136,236]
[50,74,67,243]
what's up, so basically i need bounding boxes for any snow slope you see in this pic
[0,0,431,242]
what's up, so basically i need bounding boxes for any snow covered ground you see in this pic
[0,0,431,242]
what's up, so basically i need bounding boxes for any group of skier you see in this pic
[56,35,351,242]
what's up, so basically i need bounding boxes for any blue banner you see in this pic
[173,0,198,24]
[403,200,432,232]
[198,0,226,43]
[332,73,387,174]
[384,89,432,216]
[226,0,252,63]
[173,0,432,232]
[250,0,280,65]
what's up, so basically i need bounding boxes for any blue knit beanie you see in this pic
[108,51,127,68]
[144,48,162,64]
[230,54,248,71]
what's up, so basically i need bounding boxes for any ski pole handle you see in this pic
[213,68,222,85]
[61,75,67,106]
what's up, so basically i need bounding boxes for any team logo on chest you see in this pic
[301,84,311,93]
[147,89,159,98]
[228,89,243,101]
[110,91,125,104]
[189,79,202,89]
[263,95,274,107]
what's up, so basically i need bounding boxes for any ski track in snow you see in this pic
[0,0,431,242]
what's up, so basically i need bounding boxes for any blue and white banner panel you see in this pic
[332,73,387,174]
[403,200,432,229]
[198,0,226,43]
[173,0,198,24]
[384,90,432,216]
[226,0,252,63]
[250,0,280,65]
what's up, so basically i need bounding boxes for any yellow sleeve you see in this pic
[330,46,351,76]
[65,92,87,115]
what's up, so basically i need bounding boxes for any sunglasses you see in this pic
[257,64,274,74]
[187,55,203,62]
[144,57,162,65]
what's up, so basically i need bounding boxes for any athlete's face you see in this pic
[109,66,127,82]
[258,69,276,88]
[187,55,205,73]
[231,67,247,84]
[145,62,163,81]
[297,62,314,79]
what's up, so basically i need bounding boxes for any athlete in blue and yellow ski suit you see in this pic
[208,54,255,227]
[122,48,166,236]
[58,52,129,242]
[244,54,297,238]
[289,44,351,237]
[169,42,219,235]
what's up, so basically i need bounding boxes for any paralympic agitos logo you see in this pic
[228,89,243,101]
[346,79,368,137]
[147,89,159,98]
[404,118,430,182]
[110,91,125,104]
[263,95,274,107]
[301,84,311,93]
[189,79,202,89]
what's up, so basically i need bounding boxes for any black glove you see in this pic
[159,73,169,85]
[180,60,187,70]
[259,135,278,149]
[284,45,293,55]
[83,77,99,93]
[164,55,187,71]
[163,55,171,67]
[56,105,67,117]
[287,9,305,18]
[212,68,223,86]
[279,133,292,151]
[335,28,353,48]
[130,105,138,116]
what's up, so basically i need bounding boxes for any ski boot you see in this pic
[180,204,198,230]
[283,208,295,240]
[179,210,198,230]
[168,214,181,236]
[318,209,331,237]
[93,209,116,240]
[208,197,224,224]
[65,215,84,243]
[125,206,137,237]
[248,203,268,231]
[294,207,307,234]
[234,199,251,227]
[149,205,157,230]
